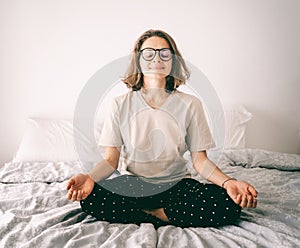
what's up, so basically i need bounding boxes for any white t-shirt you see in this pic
[98,90,215,183]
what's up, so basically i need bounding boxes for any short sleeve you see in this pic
[185,98,215,151]
[98,98,123,147]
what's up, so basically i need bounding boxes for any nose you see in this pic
[152,51,161,62]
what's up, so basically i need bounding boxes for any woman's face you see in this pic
[139,36,173,79]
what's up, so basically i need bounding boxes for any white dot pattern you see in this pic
[79,176,241,228]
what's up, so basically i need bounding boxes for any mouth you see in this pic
[149,66,165,70]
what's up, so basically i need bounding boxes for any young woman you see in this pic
[66,29,257,228]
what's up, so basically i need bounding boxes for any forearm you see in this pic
[192,152,257,208]
[205,165,231,188]
[88,146,120,182]
[88,159,117,182]
[192,151,232,188]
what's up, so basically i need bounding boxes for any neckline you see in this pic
[137,90,174,110]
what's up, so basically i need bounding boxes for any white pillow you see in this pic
[14,106,251,162]
[176,85,252,149]
[223,105,252,149]
[14,118,79,162]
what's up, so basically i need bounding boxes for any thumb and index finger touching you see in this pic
[246,184,258,198]
[66,178,75,190]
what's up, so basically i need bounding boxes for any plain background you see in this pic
[0,0,299,165]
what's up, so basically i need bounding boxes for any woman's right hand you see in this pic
[66,173,95,202]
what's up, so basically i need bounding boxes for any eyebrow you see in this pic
[140,47,171,51]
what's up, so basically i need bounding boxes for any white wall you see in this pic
[1,0,299,165]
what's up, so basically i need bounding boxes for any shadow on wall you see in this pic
[298,119,300,154]
[245,106,299,154]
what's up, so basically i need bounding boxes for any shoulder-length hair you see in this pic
[122,29,190,92]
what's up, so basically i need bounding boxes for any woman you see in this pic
[66,29,257,228]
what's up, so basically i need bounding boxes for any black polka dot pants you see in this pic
[80,176,241,228]
[162,178,241,227]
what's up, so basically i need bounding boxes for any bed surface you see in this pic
[0,149,299,248]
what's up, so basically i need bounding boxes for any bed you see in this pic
[0,113,299,247]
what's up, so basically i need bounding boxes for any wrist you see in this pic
[87,173,96,182]
[221,177,237,189]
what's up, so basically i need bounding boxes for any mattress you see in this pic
[0,149,299,248]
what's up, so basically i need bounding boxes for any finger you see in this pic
[252,197,258,208]
[247,185,258,197]
[232,194,242,205]
[82,192,88,200]
[66,189,73,200]
[67,187,74,200]
[240,194,248,208]
[77,190,83,201]
[246,195,253,208]
[71,190,78,202]
[66,179,75,190]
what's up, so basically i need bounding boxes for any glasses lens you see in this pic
[142,49,155,61]
[159,49,172,61]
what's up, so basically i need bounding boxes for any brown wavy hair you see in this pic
[122,29,190,92]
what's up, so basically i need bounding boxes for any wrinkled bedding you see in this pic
[0,149,299,248]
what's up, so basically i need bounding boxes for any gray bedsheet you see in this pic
[0,149,299,248]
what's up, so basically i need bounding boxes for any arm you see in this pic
[191,150,258,208]
[88,146,121,182]
[66,146,120,201]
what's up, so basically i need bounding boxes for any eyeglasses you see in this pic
[139,48,173,61]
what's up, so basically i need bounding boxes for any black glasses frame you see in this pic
[139,48,173,61]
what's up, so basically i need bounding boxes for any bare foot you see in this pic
[143,208,170,222]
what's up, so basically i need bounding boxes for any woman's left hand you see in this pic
[225,180,258,208]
